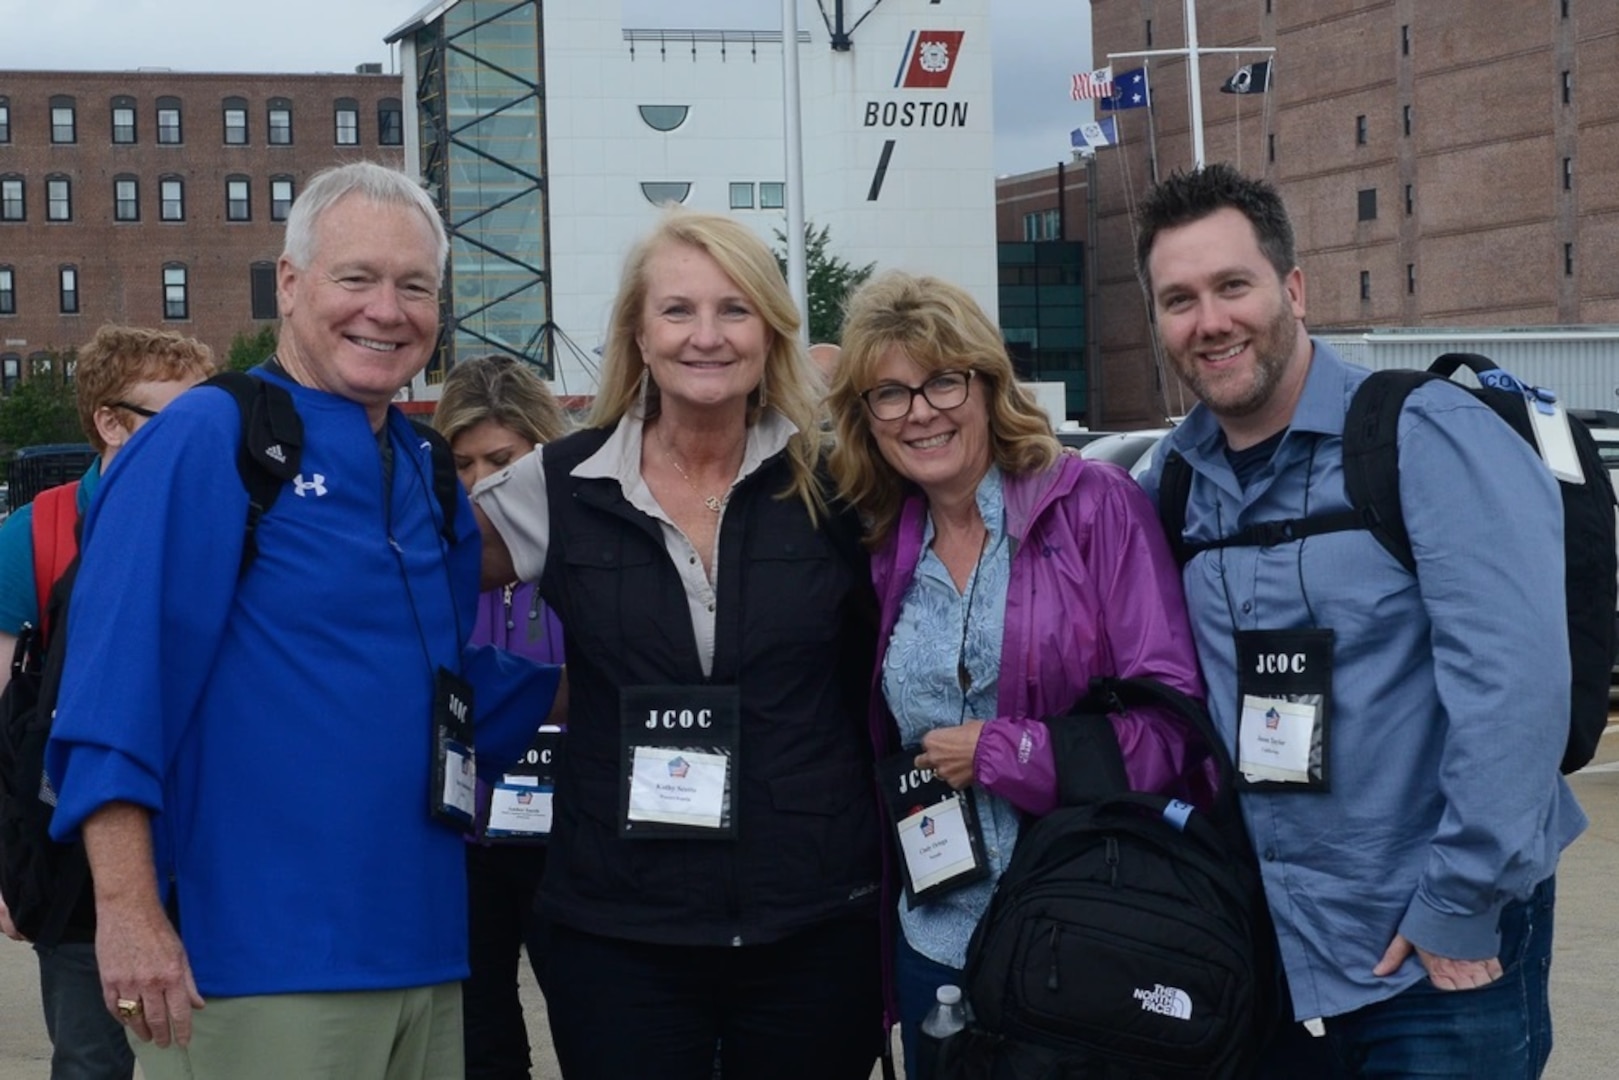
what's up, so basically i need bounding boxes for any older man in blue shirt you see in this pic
[1135,164,1584,1079]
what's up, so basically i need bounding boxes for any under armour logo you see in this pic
[292,474,328,497]
[265,443,287,465]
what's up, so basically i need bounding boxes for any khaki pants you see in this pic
[131,982,463,1080]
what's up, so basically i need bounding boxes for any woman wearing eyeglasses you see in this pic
[827,271,1209,1079]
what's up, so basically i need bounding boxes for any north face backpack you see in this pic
[0,371,458,943]
[1159,352,1619,775]
[939,677,1274,1080]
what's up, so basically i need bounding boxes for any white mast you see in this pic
[1109,0,1272,166]
[782,0,809,345]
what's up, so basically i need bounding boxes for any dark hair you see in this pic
[1134,164,1296,292]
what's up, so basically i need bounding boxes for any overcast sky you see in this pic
[0,0,1091,176]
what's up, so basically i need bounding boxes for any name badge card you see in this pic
[431,667,477,828]
[1234,629,1334,791]
[618,685,740,840]
[879,750,990,908]
[483,726,564,842]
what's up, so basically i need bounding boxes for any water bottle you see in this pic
[915,983,968,1080]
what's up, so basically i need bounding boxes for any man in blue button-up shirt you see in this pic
[1135,164,1585,1079]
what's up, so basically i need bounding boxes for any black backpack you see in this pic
[1159,352,1619,775]
[940,677,1274,1080]
[0,372,458,944]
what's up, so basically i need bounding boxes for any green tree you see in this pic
[0,352,83,452]
[226,325,279,372]
[773,222,876,345]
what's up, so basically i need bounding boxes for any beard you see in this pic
[1169,299,1300,420]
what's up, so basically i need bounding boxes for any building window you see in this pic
[270,176,294,221]
[46,176,72,222]
[378,98,403,145]
[59,266,78,315]
[759,182,786,209]
[1562,71,1572,105]
[267,100,292,145]
[163,264,189,320]
[223,97,249,145]
[1406,263,1416,295]
[1563,157,1573,191]
[0,177,22,222]
[157,97,182,144]
[1564,243,1574,277]
[729,182,754,210]
[1401,25,1410,55]
[1355,115,1368,145]
[640,182,692,206]
[1404,184,1414,215]
[1022,209,1061,241]
[637,105,690,132]
[226,176,250,221]
[0,98,9,143]
[334,98,359,145]
[0,268,13,315]
[1562,0,1569,16]
[1359,270,1371,301]
[250,262,278,320]
[1268,133,1276,163]
[160,176,184,221]
[1357,189,1377,222]
[114,176,139,221]
[1,355,17,391]
[111,97,137,143]
[1402,105,1412,137]
[51,97,76,143]
[1145,20,1152,47]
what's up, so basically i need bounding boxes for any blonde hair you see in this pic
[828,271,1059,546]
[588,208,827,519]
[433,354,568,448]
[76,325,217,452]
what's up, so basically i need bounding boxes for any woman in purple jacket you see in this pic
[435,355,569,1080]
[827,272,1207,1078]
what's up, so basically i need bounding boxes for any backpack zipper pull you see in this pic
[1106,837,1120,887]
[1047,926,1062,991]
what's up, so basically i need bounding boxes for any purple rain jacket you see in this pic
[868,453,1209,816]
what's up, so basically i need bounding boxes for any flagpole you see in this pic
[1184,0,1205,166]
[782,0,808,345]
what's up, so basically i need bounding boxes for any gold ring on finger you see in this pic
[115,998,142,1019]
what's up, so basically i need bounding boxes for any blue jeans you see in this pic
[1258,875,1556,1079]
[895,933,964,1080]
[35,941,135,1080]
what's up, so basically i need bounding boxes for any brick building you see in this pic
[0,69,404,387]
[1076,0,1618,427]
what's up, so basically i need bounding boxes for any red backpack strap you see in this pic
[29,481,81,643]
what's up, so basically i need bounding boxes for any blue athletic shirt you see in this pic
[46,368,559,997]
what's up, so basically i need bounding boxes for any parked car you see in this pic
[6,444,97,511]
[1078,428,1173,482]
[1574,411,1619,699]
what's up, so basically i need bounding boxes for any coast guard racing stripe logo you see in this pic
[894,30,965,89]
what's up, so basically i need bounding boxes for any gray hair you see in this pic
[281,162,449,272]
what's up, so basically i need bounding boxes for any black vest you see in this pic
[537,426,881,945]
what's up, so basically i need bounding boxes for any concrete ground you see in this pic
[3,716,1617,1079]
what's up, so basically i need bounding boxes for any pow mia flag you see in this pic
[1221,60,1272,95]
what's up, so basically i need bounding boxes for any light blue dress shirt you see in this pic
[882,466,1019,970]
[1142,340,1587,1021]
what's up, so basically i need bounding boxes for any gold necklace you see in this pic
[658,430,727,513]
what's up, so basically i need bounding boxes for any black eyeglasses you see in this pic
[860,370,974,421]
[112,401,158,418]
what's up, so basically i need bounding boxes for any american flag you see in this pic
[1070,66,1114,101]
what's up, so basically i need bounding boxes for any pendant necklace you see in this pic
[659,430,727,513]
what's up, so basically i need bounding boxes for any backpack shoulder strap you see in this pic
[1157,451,1195,567]
[203,371,303,576]
[29,481,81,642]
[410,419,460,546]
[1341,369,1432,574]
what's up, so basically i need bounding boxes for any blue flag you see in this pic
[1070,118,1119,149]
[1100,67,1150,110]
